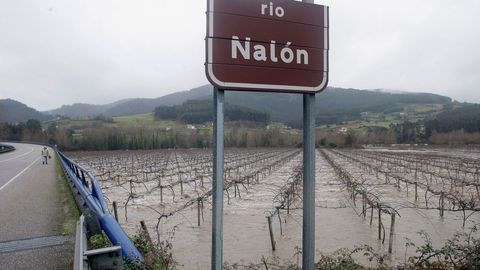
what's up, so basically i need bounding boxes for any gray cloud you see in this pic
[0,0,479,110]
[325,0,480,102]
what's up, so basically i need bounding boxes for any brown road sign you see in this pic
[206,0,329,93]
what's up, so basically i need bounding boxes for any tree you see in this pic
[26,119,41,133]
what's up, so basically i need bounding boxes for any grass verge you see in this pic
[55,155,81,236]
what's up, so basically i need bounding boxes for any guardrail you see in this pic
[74,214,123,270]
[0,144,15,154]
[56,150,143,265]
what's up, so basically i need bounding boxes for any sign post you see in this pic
[302,2,316,270]
[212,87,224,270]
[206,0,328,269]
[303,93,316,270]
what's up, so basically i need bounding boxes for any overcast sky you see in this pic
[1,0,479,111]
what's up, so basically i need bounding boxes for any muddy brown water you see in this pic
[67,148,480,269]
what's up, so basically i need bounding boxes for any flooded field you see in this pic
[67,147,480,269]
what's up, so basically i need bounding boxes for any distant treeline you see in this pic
[69,124,300,150]
[2,102,480,150]
[425,104,480,134]
[0,119,72,147]
[154,100,270,124]
[0,120,299,150]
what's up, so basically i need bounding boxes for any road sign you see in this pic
[206,0,329,93]
[208,1,327,269]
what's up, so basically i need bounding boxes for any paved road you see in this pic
[0,143,75,269]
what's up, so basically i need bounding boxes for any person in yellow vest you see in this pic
[41,147,49,165]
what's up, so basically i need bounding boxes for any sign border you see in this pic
[206,0,329,93]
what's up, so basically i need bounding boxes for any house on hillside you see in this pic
[336,127,348,134]
[266,123,286,130]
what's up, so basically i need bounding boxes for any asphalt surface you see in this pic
[0,142,74,269]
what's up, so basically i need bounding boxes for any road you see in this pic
[0,142,75,269]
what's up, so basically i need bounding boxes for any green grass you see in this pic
[54,155,80,236]
[51,113,179,135]
[407,103,444,113]
[315,104,445,132]
[111,113,176,129]
[89,231,112,249]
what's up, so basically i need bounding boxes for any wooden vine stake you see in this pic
[197,198,202,226]
[180,180,183,196]
[287,193,290,215]
[440,192,444,217]
[160,186,163,203]
[388,213,396,254]
[362,193,366,218]
[414,182,418,202]
[112,201,119,222]
[140,220,154,249]
[267,216,276,251]
[378,203,382,240]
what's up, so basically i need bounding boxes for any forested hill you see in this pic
[45,85,211,117]
[45,85,452,127]
[46,99,132,118]
[425,104,480,135]
[154,99,270,124]
[0,99,52,123]
[225,87,451,127]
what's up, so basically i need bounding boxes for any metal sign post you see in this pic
[303,93,316,270]
[302,2,316,270]
[207,0,328,269]
[212,87,224,270]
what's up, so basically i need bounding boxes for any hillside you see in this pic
[154,99,269,124]
[0,99,52,123]
[46,85,211,118]
[47,85,452,127]
[226,87,451,127]
[102,85,210,117]
[46,99,132,118]
[425,103,480,134]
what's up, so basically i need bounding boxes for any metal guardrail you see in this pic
[57,150,143,266]
[74,215,123,270]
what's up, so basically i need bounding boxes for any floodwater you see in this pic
[68,147,480,269]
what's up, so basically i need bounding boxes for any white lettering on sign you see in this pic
[231,36,309,65]
[261,2,285,17]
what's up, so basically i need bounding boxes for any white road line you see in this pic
[0,147,35,163]
[0,157,41,193]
